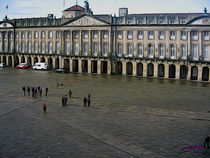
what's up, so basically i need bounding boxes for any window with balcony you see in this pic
[148,44,154,58]
[192,31,198,40]
[137,31,143,40]
[126,43,133,57]
[170,31,176,40]
[65,42,70,55]
[48,42,53,54]
[117,31,123,39]
[34,31,38,39]
[158,44,165,58]
[192,44,198,60]
[148,31,154,40]
[103,31,108,39]
[159,31,165,40]
[56,42,60,54]
[203,45,209,61]
[28,41,31,53]
[117,43,123,57]
[137,44,143,57]
[103,43,108,57]
[127,31,133,39]
[203,31,209,41]
[48,31,53,39]
[83,31,88,39]
[170,44,176,59]
[41,42,45,54]
[181,31,187,40]
[83,42,88,56]
[181,45,187,59]
[34,41,38,53]
[28,31,32,39]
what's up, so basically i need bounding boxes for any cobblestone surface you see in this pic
[0,68,210,158]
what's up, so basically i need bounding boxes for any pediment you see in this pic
[0,22,14,28]
[63,15,109,26]
[187,16,210,25]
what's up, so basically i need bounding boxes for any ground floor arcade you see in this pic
[0,54,210,82]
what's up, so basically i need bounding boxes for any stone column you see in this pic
[164,63,169,79]
[88,59,91,73]
[52,56,55,69]
[6,55,9,66]
[197,65,202,81]
[199,31,202,57]
[31,56,34,66]
[98,31,102,56]
[107,60,111,75]
[143,61,147,77]
[176,64,180,79]
[97,60,101,74]
[78,59,82,73]
[88,31,92,56]
[11,56,14,67]
[187,64,191,80]
[153,62,158,78]
[132,61,137,76]
[122,61,126,75]
[69,58,73,72]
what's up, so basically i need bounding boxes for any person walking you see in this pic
[45,87,48,96]
[64,95,68,106]
[43,103,47,114]
[87,97,91,107]
[204,135,210,149]
[68,89,72,98]
[83,97,87,106]
[62,96,65,106]
[22,86,26,96]
[39,88,42,97]
[27,86,30,96]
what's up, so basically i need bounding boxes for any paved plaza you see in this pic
[0,68,210,158]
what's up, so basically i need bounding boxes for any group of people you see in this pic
[22,86,48,98]
[83,94,91,107]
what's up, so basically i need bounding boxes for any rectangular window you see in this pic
[203,32,209,41]
[41,42,45,54]
[28,41,32,53]
[181,45,187,59]
[158,44,165,58]
[93,31,98,39]
[56,42,60,54]
[203,45,209,61]
[9,32,13,39]
[93,42,98,56]
[170,31,176,40]
[48,31,53,39]
[181,31,187,40]
[192,44,198,60]
[148,31,154,40]
[74,42,79,55]
[103,31,108,39]
[65,42,70,55]
[28,31,32,39]
[192,31,198,40]
[170,44,176,59]
[56,31,60,39]
[21,31,25,39]
[34,31,38,39]
[137,44,143,57]
[127,31,133,39]
[126,43,133,57]
[15,32,19,39]
[83,31,88,39]
[21,41,25,53]
[117,31,123,39]
[103,43,108,57]
[137,31,143,40]
[34,41,38,53]
[41,31,45,39]
[15,42,19,52]
[65,31,70,39]
[148,44,154,58]
[9,42,13,53]
[117,43,123,57]
[83,42,88,56]
[48,42,53,54]
[159,31,165,40]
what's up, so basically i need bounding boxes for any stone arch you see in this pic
[15,56,19,66]
[116,61,122,75]
[169,64,176,78]
[137,62,143,76]
[158,64,165,77]
[41,57,45,63]
[101,61,107,74]
[64,59,70,71]
[34,57,38,64]
[202,67,209,81]
[91,60,97,74]
[27,57,32,66]
[147,63,154,77]
[3,56,6,65]
[21,56,25,63]
[126,62,133,76]
[191,66,198,80]
[55,58,60,69]
[180,65,187,79]
[48,58,53,69]
[8,56,12,67]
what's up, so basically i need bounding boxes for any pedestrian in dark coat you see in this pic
[40,88,42,97]
[45,87,48,96]
[204,135,210,149]
[87,97,91,107]
[27,86,30,96]
[83,97,87,106]
[43,104,47,114]
[22,86,26,96]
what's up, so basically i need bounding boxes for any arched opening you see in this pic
[55,58,60,69]
[116,61,122,75]
[41,57,45,63]
[82,60,88,73]
[15,56,19,66]
[191,66,198,80]
[137,62,143,77]
[8,56,12,67]
[64,59,70,71]
[158,64,165,77]
[34,57,38,64]
[73,59,78,72]
[21,56,25,63]
[180,65,187,79]
[27,57,32,67]
[202,67,209,81]
[169,64,176,78]
[147,63,154,77]
[101,61,107,74]
[126,62,133,75]
[48,58,53,69]
[3,56,6,65]
[0,56,1,63]
[91,60,97,74]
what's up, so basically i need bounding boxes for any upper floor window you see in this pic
[192,31,198,40]
[103,31,108,39]
[127,31,133,39]
[65,42,70,55]
[93,42,98,56]
[170,31,176,40]
[181,31,187,40]
[148,31,154,40]
[159,31,165,40]
[9,32,13,39]
[34,41,38,53]
[192,44,198,60]
[169,19,175,24]
[93,31,98,39]
[126,43,133,57]
[117,31,123,39]
[41,31,45,39]
[103,42,108,57]
[117,43,123,57]
[56,42,60,54]
[158,44,165,58]
[34,31,38,39]
[170,44,176,59]
[137,44,143,57]
[48,31,53,39]
[148,44,154,58]
[65,31,70,39]
[137,31,143,40]
[15,32,19,39]
[181,45,187,59]
[21,31,25,39]
[83,31,88,39]
[56,31,60,39]
[0,32,2,39]
[203,31,209,41]
[83,42,88,56]
[41,42,45,54]
[48,42,53,54]
[203,45,209,61]
[28,31,32,39]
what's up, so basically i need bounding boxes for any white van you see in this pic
[32,63,48,70]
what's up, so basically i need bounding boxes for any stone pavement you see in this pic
[0,69,210,158]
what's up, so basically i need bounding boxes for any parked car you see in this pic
[53,68,69,73]
[16,63,28,69]
[32,63,48,70]
[0,63,5,68]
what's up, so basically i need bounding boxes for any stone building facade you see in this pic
[0,2,210,82]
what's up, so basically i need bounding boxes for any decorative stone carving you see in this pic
[0,22,13,28]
